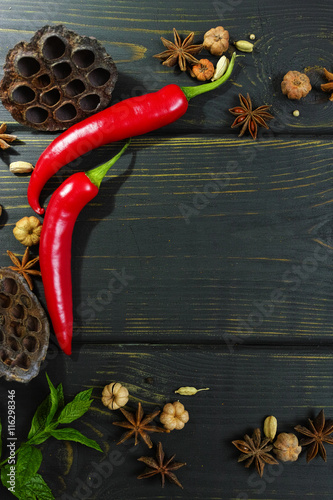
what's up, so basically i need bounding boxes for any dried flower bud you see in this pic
[211,56,229,82]
[102,382,129,410]
[263,415,278,441]
[175,386,210,396]
[190,59,214,81]
[281,71,312,100]
[203,26,229,56]
[160,402,189,430]
[13,216,42,247]
[273,432,302,462]
[234,40,254,53]
[9,161,34,174]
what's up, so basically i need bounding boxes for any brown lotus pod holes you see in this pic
[17,56,41,77]
[0,25,118,131]
[12,85,36,104]
[0,268,49,382]
[4,278,18,295]
[42,35,66,60]
[0,293,11,308]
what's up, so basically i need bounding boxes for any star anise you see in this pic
[294,409,333,462]
[137,441,186,488]
[232,427,278,477]
[0,123,17,150]
[229,93,274,140]
[321,68,333,101]
[113,402,169,448]
[7,247,41,290]
[154,28,202,71]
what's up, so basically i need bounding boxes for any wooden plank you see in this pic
[0,0,332,136]
[1,344,333,499]
[2,136,333,345]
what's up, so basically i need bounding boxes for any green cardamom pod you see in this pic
[174,386,210,396]
[263,415,278,441]
[234,40,254,53]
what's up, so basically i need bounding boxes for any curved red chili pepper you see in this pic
[28,53,238,215]
[39,141,130,355]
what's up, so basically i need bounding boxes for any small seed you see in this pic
[234,40,254,53]
[249,34,256,40]
[293,110,300,117]
[9,161,34,174]
[263,415,278,441]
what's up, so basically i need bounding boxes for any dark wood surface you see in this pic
[0,0,333,498]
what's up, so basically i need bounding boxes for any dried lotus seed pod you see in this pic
[0,268,50,382]
[0,25,118,131]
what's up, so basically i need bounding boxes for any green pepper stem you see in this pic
[181,52,240,102]
[86,138,131,188]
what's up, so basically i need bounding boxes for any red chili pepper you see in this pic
[28,53,238,215]
[39,140,131,355]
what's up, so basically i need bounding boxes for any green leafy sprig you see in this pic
[0,374,102,499]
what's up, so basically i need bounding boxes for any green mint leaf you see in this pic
[57,383,65,411]
[27,394,51,441]
[45,374,59,426]
[73,387,93,402]
[56,388,93,424]
[16,444,42,487]
[57,399,92,425]
[27,381,64,442]
[28,431,51,446]
[49,428,102,452]
[25,474,54,500]
[22,494,36,500]
[1,466,53,500]
[1,444,42,497]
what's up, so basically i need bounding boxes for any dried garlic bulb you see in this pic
[13,216,42,247]
[160,401,189,431]
[102,382,129,410]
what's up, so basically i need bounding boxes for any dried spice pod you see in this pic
[0,25,118,131]
[0,268,49,382]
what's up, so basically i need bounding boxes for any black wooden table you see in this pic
[0,0,333,498]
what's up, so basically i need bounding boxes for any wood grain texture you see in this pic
[0,0,332,135]
[2,137,333,345]
[1,344,333,499]
[0,0,332,499]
